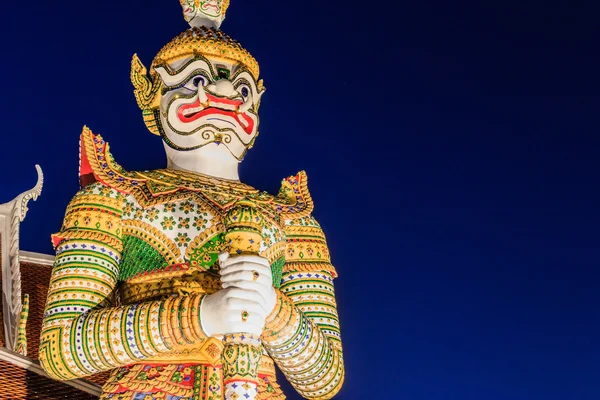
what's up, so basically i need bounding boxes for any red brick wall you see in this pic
[0,360,98,399]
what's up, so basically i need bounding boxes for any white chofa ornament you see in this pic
[39,1,345,400]
[181,0,230,29]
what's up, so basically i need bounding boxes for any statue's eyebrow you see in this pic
[230,65,253,81]
[155,57,216,87]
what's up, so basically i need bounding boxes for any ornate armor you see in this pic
[39,129,344,399]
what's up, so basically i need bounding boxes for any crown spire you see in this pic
[180,0,231,29]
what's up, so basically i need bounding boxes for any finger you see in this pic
[221,255,270,269]
[220,261,271,275]
[220,262,272,277]
[222,280,272,298]
[225,288,269,313]
[222,279,269,291]
[221,268,272,284]
[221,271,271,286]
[222,281,272,303]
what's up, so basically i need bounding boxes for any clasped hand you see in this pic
[200,253,277,336]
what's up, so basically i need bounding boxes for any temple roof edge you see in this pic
[0,164,44,352]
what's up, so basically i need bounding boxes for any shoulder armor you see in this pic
[79,127,259,208]
[79,126,132,192]
[271,172,314,219]
[80,127,317,216]
[51,181,124,250]
[282,215,337,278]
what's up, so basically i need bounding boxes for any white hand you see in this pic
[199,254,277,337]
[200,285,269,337]
[220,254,277,317]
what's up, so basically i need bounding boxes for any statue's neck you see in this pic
[164,144,241,181]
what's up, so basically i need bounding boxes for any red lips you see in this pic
[177,94,254,135]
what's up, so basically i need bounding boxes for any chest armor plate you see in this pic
[118,195,286,304]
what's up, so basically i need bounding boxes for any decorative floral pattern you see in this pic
[175,232,191,246]
[178,217,191,229]
[161,216,176,230]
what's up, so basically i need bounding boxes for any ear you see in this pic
[257,79,267,97]
[131,54,162,109]
[131,54,163,136]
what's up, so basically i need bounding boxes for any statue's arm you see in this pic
[39,183,206,380]
[262,216,344,400]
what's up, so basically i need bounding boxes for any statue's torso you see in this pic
[94,175,288,399]
[74,132,320,399]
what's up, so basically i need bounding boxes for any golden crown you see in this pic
[156,0,257,77]
[151,26,259,80]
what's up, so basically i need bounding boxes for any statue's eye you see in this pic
[192,76,206,87]
[241,86,250,99]
[181,75,209,92]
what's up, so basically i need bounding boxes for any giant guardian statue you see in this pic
[40,1,345,399]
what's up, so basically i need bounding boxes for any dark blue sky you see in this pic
[1,1,599,399]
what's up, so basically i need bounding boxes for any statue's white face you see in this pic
[154,56,264,161]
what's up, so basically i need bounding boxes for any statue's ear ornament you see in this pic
[131,54,162,135]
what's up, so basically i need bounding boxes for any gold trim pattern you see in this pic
[152,26,260,80]
[283,261,338,277]
[121,270,221,304]
[80,127,314,219]
[122,219,182,265]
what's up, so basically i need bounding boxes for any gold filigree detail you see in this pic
[152,26,259,80]
[122,219,182,265]
[131,54,162,110]
[131,55,162,135]
[81,127,314,218]
[262,241,286,265]
[283,262,338,278]
[122,270,221,303]
[222,0,231,15]
[52,230,123,252]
